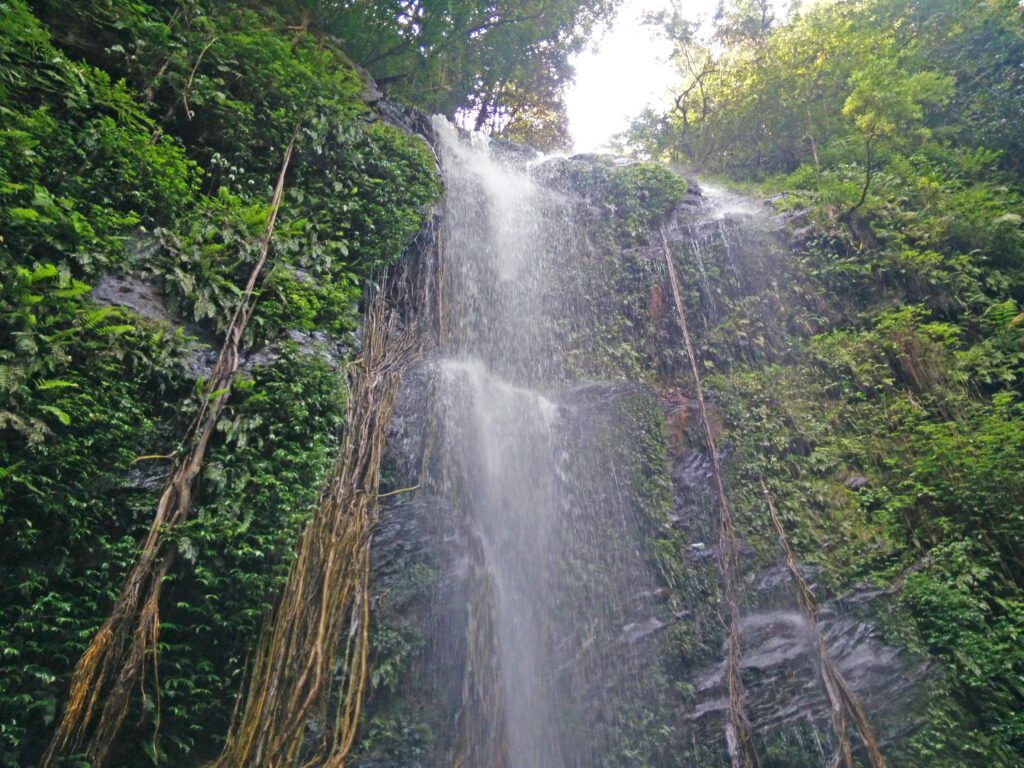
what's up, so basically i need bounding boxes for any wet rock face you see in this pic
[359,361,475,767]
[375,98,438,148]
[689,584,930,743]
[90,272,218,379]
[369,363,683,767]
[364,136,937,765]
[122,460,171,493]
[242,329,350,371]
[91,272,350,378]
[671,467,927,756]
[385,362,435,485]
[91,273,170,324]
[660,363,930,760]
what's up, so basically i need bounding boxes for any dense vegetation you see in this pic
[0,1,443,764]
[626,0,1024,762]
[4,0,1023,764]
[325,0,617,147]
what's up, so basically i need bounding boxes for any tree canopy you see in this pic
[318,0,618,147]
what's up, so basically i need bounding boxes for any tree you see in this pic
[712,0,774,47]
[841,57,952,214]
[315,0,620,140]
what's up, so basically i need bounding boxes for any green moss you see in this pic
[0,1,440,763]
[671,198,1024,760]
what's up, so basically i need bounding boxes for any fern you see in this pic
[82,306,114,330]
[54,280,92,299]
[38,404,71,426]
[29,263,58,283]
[0,461,24,482]
[0,410,52,445]
[34,378,78,391]
[0,364,27,391]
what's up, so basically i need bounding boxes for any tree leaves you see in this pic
[1,1,439,763]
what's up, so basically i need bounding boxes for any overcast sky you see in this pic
[564,0,720,153]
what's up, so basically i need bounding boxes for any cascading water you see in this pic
[427,118,667,767]
[366,122,922,768]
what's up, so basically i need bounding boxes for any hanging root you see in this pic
[211,294,415,768]
[759,478,886,768]
[43,132,298,768]
[660,227,759,768]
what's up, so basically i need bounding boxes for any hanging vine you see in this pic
[660,227,759,768]
[211,293,415,767]
[42,129,299,768]
[759,478,887,768]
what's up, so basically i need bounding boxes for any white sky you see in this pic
[565,0,720,153]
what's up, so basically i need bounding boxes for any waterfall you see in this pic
[365,123,918,768]
[422,119,667,767]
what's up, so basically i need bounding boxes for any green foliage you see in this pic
[692,222,1024,760]
[902,536,1024,759]
[312,0,618,148]
[842,59,953,145]
[354,716,434,763]
[367,561,435,695]
[0,2,197,279]
[151,349,347,761]
[607,163,690,240]
[1,0,439,763]
[630,0,1023,184]
[31,0,616,151]
[351,554,437,767]
[626,5,1024,750]
[0,285,193,765]
[539,157,688,240]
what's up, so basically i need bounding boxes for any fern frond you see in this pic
[0,364,27,390]
[35,378,78,391]
[0,461,24,481]
[82,306,115,330]
[39,404,71,426]
[29,263,58,283]
[0,411,27,433]
[55,280,92,299]
[0,410,53,444]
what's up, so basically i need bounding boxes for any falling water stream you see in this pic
[426,119,666,767]
[370,120,919,768]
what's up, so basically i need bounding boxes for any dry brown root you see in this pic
[43,133,297,768]
[660,228,759,768]
[759,478,886,768]
[211,295,415,768]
